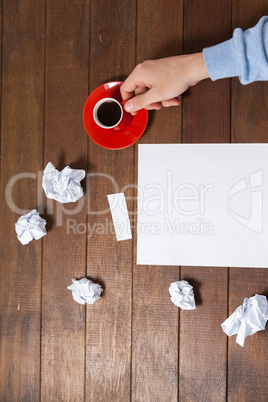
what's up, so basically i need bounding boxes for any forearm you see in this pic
[203,16,268,84]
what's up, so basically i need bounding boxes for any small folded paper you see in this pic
[15,209,47,245]
[169,280,196,310]
[107,193,132,241]
[42,162,85,203]
[221,294,268,347]
[67,278,103,305]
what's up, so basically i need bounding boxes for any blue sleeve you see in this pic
[203,16,268,84]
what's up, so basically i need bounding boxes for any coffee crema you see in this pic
[97,100,122,127]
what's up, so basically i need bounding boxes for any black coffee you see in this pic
[97,100,122,127]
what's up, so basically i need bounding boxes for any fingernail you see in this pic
[125,101,133,112]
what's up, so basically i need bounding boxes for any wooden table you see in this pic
[0,0,267,400]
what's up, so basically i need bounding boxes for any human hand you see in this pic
[120,53,210,115]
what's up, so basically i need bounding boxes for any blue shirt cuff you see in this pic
[203,38,240,81]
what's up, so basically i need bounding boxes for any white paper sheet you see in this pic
[107,193,132,241]
[137,144,268,268]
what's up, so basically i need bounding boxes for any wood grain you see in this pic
[229,3,268,400]
[41,0,89,400]
[180,0,231,400]
[0,0,45,399]
[132,1,182,401]
[228,269,268,401]
[85,0,135,400]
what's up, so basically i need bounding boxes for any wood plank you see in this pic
[0,0,45,399]
[180,0,231,400]
[132,1,182,401]
[228,269,268,401]
[85,1,135,400]
[41,0,89,399]
[0,0,1,139]
[228,4,268,400]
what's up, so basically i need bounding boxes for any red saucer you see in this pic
[83,81,148,150]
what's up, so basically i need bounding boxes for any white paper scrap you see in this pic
[221,294,268,347]
[107,193,132,241]
[137,144,268,268]
[169,280,196,310]
[67,278,103,305]
[15,209,47,245]
[42,162,85,203]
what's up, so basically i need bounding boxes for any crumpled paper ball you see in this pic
[67,278,103,305]
[15,209,47,245]
[221,294,268,347]
[169,280,196,310]
[42,162,85,203]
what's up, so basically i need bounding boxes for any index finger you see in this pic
[120,73,139,101]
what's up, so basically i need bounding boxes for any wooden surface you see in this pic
[179,1,230,401]
[41,0,89,400]
[86,1,135,400]
[132,1,182,401]
[0,0,267,401]
[0,0,44,399]
[228,4,268,402]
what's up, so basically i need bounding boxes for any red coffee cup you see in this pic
[93,97,132,132]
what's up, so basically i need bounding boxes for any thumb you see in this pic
[124,88,159,113]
